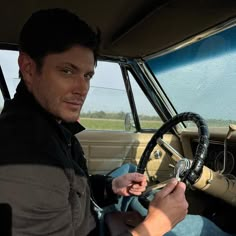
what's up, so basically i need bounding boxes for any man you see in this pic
[0,8,231,236]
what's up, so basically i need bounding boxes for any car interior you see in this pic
[0,0,236,234]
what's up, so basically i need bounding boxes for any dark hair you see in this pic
[19,8,100,72]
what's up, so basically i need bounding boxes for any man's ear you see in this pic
[18,52,36,90]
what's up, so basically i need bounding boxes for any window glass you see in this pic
[0,50,20,111]
[0,50,20,97]
[128,71,163,129]
[0,51,161,131]
[0,53,132,131]
[80,61,133,130]
[147,25,236,128]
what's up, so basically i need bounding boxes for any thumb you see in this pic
[158,178,178,198]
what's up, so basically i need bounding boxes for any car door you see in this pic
[76,60,184,177]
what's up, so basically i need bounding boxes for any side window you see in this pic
[128,71,163,130]
[0,51,162,131]
[80,61,132,131]
[0,50,20,112]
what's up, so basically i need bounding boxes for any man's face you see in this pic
[20,45,95,122]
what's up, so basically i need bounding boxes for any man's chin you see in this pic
[55,109,80,123]
[62,117,79,123]
[61,113,80,123]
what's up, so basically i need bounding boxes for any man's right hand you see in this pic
[130,178,188,236]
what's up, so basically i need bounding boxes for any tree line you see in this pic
[80,111,161,121]
[80,111,236,125]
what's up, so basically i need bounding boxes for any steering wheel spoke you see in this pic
[157,137,184,162]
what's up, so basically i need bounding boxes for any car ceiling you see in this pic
[1,0,236,58]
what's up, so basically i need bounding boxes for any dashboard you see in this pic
[181,129,236,179]
[180,130,236,233]
[191,140,236,178]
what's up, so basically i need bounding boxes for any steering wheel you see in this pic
[137,112,209,186]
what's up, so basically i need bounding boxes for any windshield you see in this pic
[147,24,236,128]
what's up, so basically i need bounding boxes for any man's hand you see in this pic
[112,173,147,196]
[130,178,188,236]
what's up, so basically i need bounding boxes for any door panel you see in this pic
[76,131,183,181]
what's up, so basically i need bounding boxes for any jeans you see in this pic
[109,163,234,236]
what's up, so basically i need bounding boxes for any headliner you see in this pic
[1,0,236,58]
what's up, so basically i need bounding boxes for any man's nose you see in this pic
[73,75,89,93]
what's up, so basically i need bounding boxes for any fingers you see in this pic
[125,173,147,195]
[128,172,147,183]
[154,179,187,206]
[172,181,186,195]
[157,178,179,198]
[128,185,147,195]
[112,172,147,196]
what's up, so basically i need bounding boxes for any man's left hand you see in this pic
[112,173,147,196]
